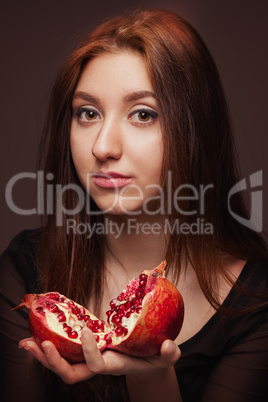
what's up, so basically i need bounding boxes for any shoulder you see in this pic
[235,260,268,298]
[0,228,42,294]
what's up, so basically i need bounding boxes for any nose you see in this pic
[91,117,122,161]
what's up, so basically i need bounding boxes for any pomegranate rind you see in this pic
[15,293,107,363]
[13,262,184,360]
[108,265,184,356]
[29,308,85,363]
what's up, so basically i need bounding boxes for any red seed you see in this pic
[72,306,79,314]
[104,333,112,345]
[110,299,117,309]
[133,298,142,307]
[48,293,60,301]
[68,301,75,307]
[115,327,124,336]
[136,291,143,299]
[36,307,45,316]
[139,274,147,282]
[106,310,112,317]
[48,304,59,313]
[93,320,105,332]
[58,313,66,322]
[60,297,65,302]
[83,315,90,322]
[95,335,100,343]
[68,330,78,339]
[78,307,85,314]
[63,325,72,334]
[125,301,132,310]
[87,321,95,331]
[77,314,85,321]
[112,315,122,325]
[117,311,124,318]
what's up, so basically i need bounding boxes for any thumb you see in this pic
[160,340,181,365]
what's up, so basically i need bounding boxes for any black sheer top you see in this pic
[1,230,268,402]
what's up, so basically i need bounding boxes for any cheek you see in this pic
[70,132,92,173]
[136,139,163,183]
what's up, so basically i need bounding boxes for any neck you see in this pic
[103,213,167,277]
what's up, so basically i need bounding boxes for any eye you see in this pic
[74,107,100,123]
[129,109,158,126]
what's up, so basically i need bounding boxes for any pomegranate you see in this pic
[14,261,184,363]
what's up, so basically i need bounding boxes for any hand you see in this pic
[19,328,181,384]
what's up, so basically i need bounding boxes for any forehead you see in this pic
[75,51,153,95]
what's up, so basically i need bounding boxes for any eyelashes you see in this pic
[129,109,158,126]
[73,107,158,127]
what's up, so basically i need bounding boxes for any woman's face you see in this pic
[70,51,163,215]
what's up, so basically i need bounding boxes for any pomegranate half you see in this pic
[14,261,184,362]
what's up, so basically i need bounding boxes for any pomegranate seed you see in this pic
[136,291,143,299]
[106,310,112,317]
[96,320,105,331]
[125,301,132,310]
[133,298,142,307]
[87,321,95,331]
[77,314,84,321]
[68,330,78,339]
[48,293,60,301]
[83,315,90,322]
[60,297,65,302]
[139,274,147,281]
[36,307,45,316]
[72,306,79,314]
[110,299,117,309]
[94,335,100,342]
[78,307,85,314]
[58,313,66,322]
[125,311,132,318]
[48,304,59,313]
[63,325,72,334]
[115,327,124,336]
[117,294,125,301]
[112,315,122,325]
[117,311,124,318]
[136,307,142,314]
[68,301,75,307]
[104,333,112,345]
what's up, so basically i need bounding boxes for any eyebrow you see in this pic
[72,90,157,104]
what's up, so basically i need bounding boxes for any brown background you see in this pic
[1,0,267,253]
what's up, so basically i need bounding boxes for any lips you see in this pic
[92,171,133,188]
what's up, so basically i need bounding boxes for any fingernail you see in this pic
[42,343,50,356]
[81,328,90,341]
[24,342,31,351]
[165,342,176,355]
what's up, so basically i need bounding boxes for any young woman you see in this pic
[1,8,268,402]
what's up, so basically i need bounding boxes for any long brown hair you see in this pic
[37,7,267,313]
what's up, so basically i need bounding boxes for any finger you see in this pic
[41,341,92,384]
[81,328,106,374]
[19,337,35,348]
[19,339,52,369]
[160,340,181,365]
